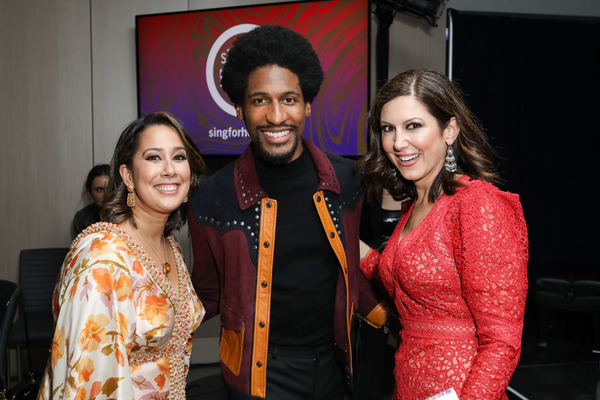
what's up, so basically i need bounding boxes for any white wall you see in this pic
[1,0,599,281]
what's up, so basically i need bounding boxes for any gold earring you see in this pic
[127,185,135,207]
[183,196,188,203]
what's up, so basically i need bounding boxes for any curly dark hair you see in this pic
[357,69,499,204]
[101,112,205,235]
[221,25,324,105]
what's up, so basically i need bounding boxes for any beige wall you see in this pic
[1,0,599,281]
[1,1,93,281]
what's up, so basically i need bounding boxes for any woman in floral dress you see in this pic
[39,112,206,400]
[358,69,529,399]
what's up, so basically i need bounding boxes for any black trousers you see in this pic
[226,343,345,400]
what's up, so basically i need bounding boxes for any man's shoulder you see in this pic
[198,161,236,192]
[307,142,361,180]
[322,151,363,185]
[190,161,237,215]
[322,149,354,165]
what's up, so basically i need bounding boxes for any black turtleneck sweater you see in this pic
[254,147,338,347]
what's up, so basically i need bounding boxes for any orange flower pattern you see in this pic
[38,223,205,399]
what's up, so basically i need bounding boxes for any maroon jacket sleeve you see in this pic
[189,207,221,320]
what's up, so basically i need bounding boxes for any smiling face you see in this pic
[381,95,458,194]
[119,124,191,221]
[236,65,311,164]
[89,175,109,207]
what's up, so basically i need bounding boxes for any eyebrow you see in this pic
[141,146,187,155]
[381,117,423,125]
[248,90,301,97]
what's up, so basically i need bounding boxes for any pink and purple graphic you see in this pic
[136,0,369,156]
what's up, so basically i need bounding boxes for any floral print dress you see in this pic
[38,223,205,400]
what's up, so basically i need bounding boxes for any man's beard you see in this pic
[252,134,301,165]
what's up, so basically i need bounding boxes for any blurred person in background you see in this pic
[71,164,110,238]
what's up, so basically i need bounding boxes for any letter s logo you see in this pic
[207,24,258,116]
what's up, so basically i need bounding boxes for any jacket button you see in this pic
[329,232,335,238]
[256,361,263,367]
[261,281,268,288]
[316,195,321,202]
[263,242,270,248]
[259,322,265,328]
[266,202,272,208]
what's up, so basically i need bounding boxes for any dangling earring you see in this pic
[183,196,188,203]
[127,185,136,207]
[444,144,457,173]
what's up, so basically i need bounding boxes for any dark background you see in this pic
[448,9,600,278]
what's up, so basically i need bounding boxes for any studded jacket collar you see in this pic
[233,140,342,211]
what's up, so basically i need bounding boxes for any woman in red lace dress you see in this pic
[358,69,528,400]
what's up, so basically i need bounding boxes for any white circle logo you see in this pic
[206,24,258,116]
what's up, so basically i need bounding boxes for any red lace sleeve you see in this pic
[454,182,529,399]
[360,247,380,281]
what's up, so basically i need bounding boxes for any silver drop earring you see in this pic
[444,144,457,173]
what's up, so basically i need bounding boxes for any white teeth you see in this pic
[156,184,178,191]
[264,130,290,138]
[399,154,419,162]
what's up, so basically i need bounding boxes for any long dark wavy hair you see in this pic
[100,112,205,235]
[357,69,499,205]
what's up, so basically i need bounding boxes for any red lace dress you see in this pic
[361,177,528,400]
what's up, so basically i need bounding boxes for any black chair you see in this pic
[0,280,22,390]
[534,263,600,352]
[8,248,69,378]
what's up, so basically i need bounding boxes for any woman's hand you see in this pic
[360,239,372,260]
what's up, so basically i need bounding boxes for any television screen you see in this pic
[136,0,370,156]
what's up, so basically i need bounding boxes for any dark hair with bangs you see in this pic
[220,25,324,105]
[357,68,499,204]
[100,112,205,235]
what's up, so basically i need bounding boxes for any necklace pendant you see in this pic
[163,262,171,274]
